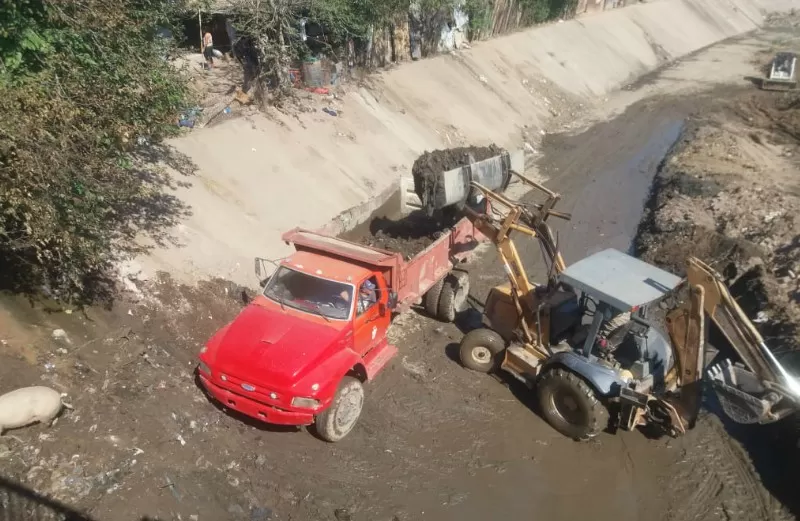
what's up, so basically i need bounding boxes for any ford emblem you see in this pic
[241,383,255,392]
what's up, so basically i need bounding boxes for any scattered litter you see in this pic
[223,107,232,115]
[44,362,56,372]
[176,434,187,446]
[753,311,769,323]
[322,107,338,117]
[401,357,425,378]
[56,348,68,355]
[479,75,487,84]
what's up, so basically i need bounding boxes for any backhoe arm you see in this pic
[668,257,800,425]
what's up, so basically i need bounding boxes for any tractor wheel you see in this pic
[459,328,505,373]
[437,272,470,323]
[423,278,445,318]
[537,368,608,441]
[314,377,364,442]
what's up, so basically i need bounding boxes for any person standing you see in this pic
[202,31,215,70]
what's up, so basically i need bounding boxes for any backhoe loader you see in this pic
[445,171,800,440]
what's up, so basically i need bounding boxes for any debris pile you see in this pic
[636,90,800,352]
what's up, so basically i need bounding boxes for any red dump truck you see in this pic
[197,189,485,441]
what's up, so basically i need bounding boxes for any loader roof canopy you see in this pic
[559,248,682,312]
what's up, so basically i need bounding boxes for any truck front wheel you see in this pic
[314,377,364,442]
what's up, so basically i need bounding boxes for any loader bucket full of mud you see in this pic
[412,146,525,215]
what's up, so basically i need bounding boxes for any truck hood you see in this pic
[211,303,348,388]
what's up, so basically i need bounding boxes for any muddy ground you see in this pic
[4,28,800,521]
[1,90,795,521]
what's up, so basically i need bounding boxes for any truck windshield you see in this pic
[263,266,353,321]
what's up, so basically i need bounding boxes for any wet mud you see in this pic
[411,145,502,213]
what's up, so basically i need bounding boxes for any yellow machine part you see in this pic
[484,283,519,341]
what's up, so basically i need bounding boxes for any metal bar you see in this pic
[583,304,606,357]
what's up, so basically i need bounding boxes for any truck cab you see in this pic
[197,250,396,442]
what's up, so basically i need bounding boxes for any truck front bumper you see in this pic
[198,374,315,426]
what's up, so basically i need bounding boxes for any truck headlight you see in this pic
[291,397,320,409]
[197,361,211,375]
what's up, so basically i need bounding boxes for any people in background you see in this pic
[203,31,215,70]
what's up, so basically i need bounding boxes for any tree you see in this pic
[0,0,192,303]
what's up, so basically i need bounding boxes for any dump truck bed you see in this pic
[283,216,483,310]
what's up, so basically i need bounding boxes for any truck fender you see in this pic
[293,348,364,406]
[540,351,625,397]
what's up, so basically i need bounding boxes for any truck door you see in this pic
[353,275,390,356]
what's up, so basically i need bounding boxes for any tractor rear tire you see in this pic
[423,278,445,318]
[437,272,470,323]
[314,377,364,442]
[459,328,505,373]
[537,368,608,441]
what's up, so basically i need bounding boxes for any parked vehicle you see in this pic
[196,186,486,441]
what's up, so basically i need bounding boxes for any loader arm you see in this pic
[461,173,569,347]
[669,257,800,425]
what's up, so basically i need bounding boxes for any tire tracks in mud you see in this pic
[664,414,792,521]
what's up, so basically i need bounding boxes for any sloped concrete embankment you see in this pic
[143,0,786,286]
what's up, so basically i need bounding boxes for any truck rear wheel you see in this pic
[459,328,504,373]
[423,278,445,318]
[437,272,469,322]
[314,377,364,442]
[537,368,608,441]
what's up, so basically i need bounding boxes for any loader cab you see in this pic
[555,249,683,378]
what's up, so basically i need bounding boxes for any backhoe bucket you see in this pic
[708,359,779,424]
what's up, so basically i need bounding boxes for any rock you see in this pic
[334,508,352,521]
[51,329,71,344]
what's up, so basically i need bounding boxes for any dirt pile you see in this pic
[636,89,800,352]
[411,145,502,213]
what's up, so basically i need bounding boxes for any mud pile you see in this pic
[411,145,502,212]
[635,89,800,352]
[341,208,461,259]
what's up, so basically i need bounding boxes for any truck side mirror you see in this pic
[379,302,387,316]
[388,291,398,310]
[254,257,262,278]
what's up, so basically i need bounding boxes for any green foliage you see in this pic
[0,0,192,302]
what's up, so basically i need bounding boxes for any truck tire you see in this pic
[537,368,608,441]
[423,278,445,318]
[314,377,364,442]
[459,328,505,373]
[437,272,469,322]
